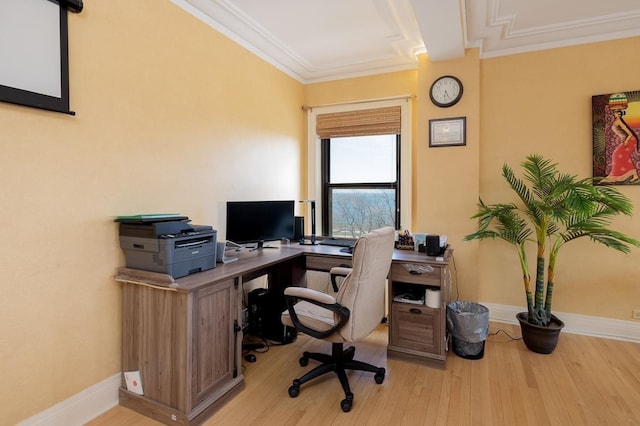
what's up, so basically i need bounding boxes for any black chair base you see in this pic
[287,342,386,412]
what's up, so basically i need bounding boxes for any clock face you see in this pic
[430,76,463,107]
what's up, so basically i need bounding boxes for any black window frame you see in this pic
[320,134,401,236]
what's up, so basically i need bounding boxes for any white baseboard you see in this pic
[18,373,120,426]
[482,302,640,343]
[18,306,640,425]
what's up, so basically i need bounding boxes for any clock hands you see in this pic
[430,75,463,107]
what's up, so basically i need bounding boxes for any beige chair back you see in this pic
[335,227,395,342]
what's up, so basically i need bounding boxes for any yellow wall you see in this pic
[306,38,640,314]
[478,37,640,316]
[2,0,639,422]
[0,1,303,424]
[305,50,483,301]
[414,50,481,302]
[304,70,418,202]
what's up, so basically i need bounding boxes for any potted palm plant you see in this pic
[465,154,640,354]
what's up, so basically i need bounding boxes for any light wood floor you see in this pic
[88,322,640,425]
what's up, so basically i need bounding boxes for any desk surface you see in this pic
[116,243,451,293]
[184,244,450,287]
[295,242,451,263]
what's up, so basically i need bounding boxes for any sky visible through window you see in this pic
[328,134,397,236]
[330,135,396,183]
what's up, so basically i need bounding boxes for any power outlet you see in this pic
[633,309,640,320]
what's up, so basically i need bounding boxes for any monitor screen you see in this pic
[226,200,295,245]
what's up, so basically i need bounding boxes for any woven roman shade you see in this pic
[316,106,401,138]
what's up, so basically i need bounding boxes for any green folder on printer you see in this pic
[115,213,187,223]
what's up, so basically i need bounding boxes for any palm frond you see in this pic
[466,154,640,329]
[465,201,532,246]
[592,184,635,215]
[588,233,640,253]
[502,164,534,206]
[521,154,558,200]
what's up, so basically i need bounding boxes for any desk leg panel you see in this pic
[191,279,237,406]
[121,284,190,412]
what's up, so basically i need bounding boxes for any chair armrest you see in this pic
[284,286,336,304]
[329,266,352,292]
[284,287,350,339]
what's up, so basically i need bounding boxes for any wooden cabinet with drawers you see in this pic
[387,249,452,369]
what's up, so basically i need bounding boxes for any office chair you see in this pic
[329,266,351,292]
[281,227,395,412]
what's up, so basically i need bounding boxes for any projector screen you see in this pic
[0,0,72,114]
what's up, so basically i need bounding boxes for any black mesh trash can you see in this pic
[446,301,490,359]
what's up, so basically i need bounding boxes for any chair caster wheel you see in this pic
[340,395,353,412]
[288,384,300,398]
[299,352,310,366]
[374,368,386,384]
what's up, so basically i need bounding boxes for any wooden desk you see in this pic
[115,244,451,425]
[115,248,306,426]
[297,245,452,369]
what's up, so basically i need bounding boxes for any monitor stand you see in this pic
[249,241,278,252]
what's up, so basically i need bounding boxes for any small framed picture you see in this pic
[429,117,466,147]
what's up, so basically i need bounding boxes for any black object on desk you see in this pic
[319,238,356,248]
[299,200,318,245]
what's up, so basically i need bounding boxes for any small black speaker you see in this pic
[294,216,304,241]
[426,235,441,256]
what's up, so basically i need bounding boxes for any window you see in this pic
[321,134,400,237]
[306,99,412,238]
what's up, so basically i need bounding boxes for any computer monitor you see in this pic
[226,200,295,248]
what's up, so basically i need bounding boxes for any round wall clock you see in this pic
[429,75,463,108]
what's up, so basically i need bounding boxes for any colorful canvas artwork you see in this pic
[592,91,640,185]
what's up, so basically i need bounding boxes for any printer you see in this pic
[117,216,217,279]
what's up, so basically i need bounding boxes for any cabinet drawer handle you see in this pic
[409,270,422,275]
[409,308,422,314]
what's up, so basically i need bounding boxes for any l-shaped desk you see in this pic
[115,243,452,425]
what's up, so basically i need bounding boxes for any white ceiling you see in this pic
[171,0,640,83]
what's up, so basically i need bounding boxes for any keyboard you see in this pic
[318,238,356,247]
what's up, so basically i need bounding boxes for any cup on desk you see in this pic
[413,233,427,251]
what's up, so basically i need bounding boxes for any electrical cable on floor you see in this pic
[446,255,521,345]
[243,337,269,354]
[243,332,299,355]
[488,328,522,342]
[262,336,297,347]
